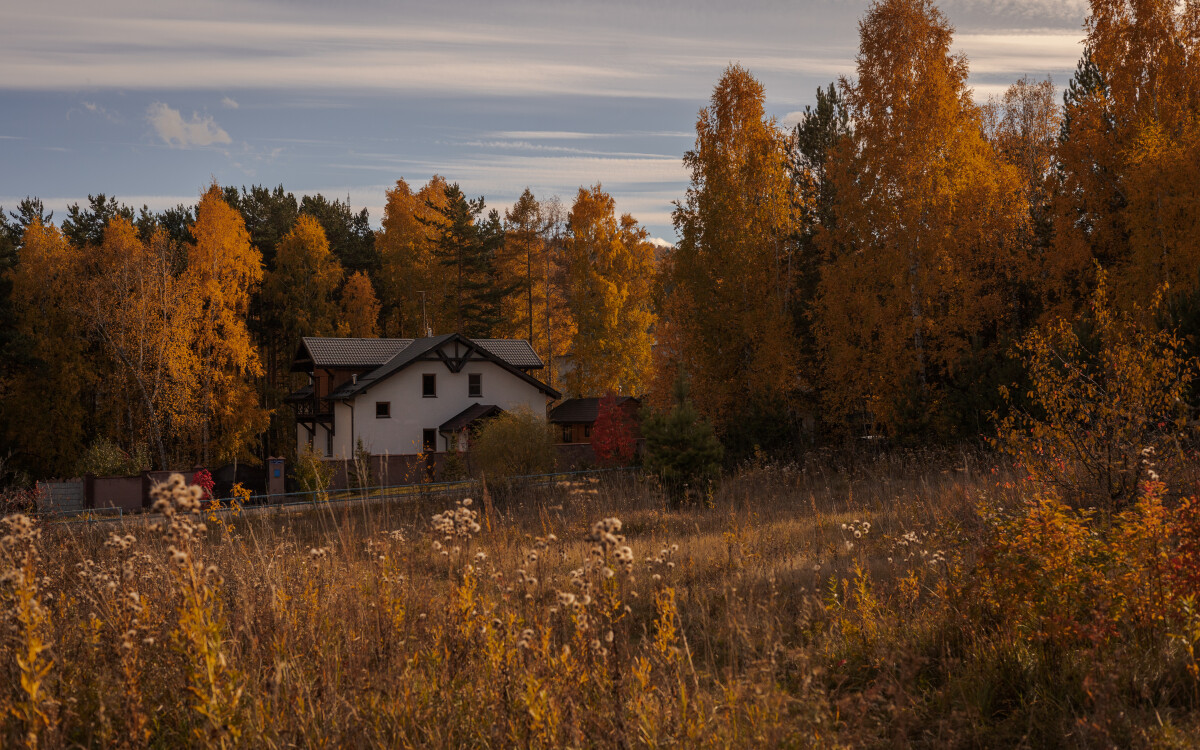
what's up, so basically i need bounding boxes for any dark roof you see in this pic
[298,338,412,369]
[332,333,561,401]
[439,404,503,433]
[473,340,543,369]
[283,385,314,402]
[549,396,640,424]
[294,336,543,371]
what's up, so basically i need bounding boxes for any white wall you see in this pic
[326,360,549,458]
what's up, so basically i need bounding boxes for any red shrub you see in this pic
[591,393,637,466]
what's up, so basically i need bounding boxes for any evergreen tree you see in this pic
[642,374,723,500]
[422,184,513,337]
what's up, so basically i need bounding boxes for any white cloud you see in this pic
[146,102,232,148]
[220,96,239,109]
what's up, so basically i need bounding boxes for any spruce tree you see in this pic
[642,373,723,501]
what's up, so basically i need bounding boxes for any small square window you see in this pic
[376,402,390,418]
[423,373,437,397]
[468,373,482,398]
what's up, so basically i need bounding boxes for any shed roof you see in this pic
[548,396,640,424]
[439,403,503,433]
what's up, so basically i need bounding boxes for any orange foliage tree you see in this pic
[499,189,575,389]
[658,65,799,431]
[339,271,381,338]
[995,270,1196,509]
[183,185,268,465]
[1053,0,1200,313]
[376,176,450,337]
[3,220,91,476]
[563,185,655,398]
[82,218,195,469]
[814,0,1027,435]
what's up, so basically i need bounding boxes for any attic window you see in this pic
[423,373,437,398]
[468,373,482,398]
[376,402,390,418]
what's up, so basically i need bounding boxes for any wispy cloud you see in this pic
[220,96,239,109]
[146,102,231,148]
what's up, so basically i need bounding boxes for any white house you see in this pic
[286,333,560,459]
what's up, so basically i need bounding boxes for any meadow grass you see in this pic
[2,449,1198,748]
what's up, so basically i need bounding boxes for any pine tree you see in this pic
[422,184,513,338]
[642,374,723,500]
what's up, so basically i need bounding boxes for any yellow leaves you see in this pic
[264,213,343,339]
[814,0,1027,432]
[996,268,1195,508]
[662,64,799,427]
[563,185,656,398]
[340,271,381,338]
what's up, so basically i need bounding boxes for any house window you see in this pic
[468,373,482,398]
[561,424,572,443]
[423,373,437,397]
[376,401,390,418]
[584,424,592,439]
[422,429,437,453]
[325,428,333,456]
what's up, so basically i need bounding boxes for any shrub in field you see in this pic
[592,392,638,466]
[995,270,1196,509]
[470,406,557,484]
[295,443,333,499]
[75,437,150,477]
[349,437,374,489]
[190,468,214,503]
[441,434,468,481]
[642,374,722,498]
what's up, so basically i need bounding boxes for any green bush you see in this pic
[470,407,557,486]
[295,443,334,499]
[74,438,150,477]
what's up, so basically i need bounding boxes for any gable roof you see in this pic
[328,333,560,400]
[549,396,640,424]
[298,338,412,369]
[294,336,543,371]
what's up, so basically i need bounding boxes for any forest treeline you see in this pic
[2,0,1200,480]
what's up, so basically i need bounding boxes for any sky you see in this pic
[0,0,1089,243]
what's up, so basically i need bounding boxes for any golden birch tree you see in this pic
[263,214,344,340]
[183,185,267,464]
[340,271,381,337]
[81,218,195,469]
[376,176,450,336]
[1054,1,1200,313]
[658,64,799,429]
[3,220,91,476]
[814,0,1027,434]
[562,185,655,397]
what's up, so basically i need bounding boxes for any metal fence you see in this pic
[38,466,637,526]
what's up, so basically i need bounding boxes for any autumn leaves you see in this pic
[664,0,1200,442]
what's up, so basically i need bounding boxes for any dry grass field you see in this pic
[3,450,1199,748]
